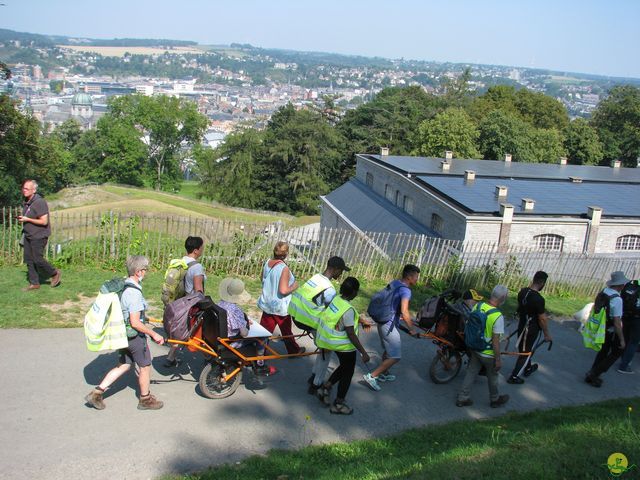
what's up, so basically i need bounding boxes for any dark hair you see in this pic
[533,271,548,285]
[340,276,360,299]
[402,264,421,279]
[185,236,204,253]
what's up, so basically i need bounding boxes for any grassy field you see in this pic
[0,265,589,329]
[165,396,640,480]
[47,183,319,227]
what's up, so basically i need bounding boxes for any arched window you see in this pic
[431,213,443,234]
[535,234,564,251]
[403,196,414,215]
[384,184,394,203]
[616,235,640,251]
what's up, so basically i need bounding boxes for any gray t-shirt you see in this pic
[182,256,206,294]
[121,279,148,336]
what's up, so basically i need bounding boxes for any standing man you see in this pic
[507,271,553,384]
[363,264,420,392]
[618,278,640,374]
[288,256,350,394]
[585,271,629,387]
[456,285,510,408]
[17,179,60,291]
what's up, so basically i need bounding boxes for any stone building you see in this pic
[321,152,640,256]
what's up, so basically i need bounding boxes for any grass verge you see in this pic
[165,397,640,480]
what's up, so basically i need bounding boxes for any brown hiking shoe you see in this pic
[85,389,106,410]
[490,394,510,408]
[138,393,163,410]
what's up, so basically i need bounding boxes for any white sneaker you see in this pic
[378,373,396,382]
[363,373,381,391]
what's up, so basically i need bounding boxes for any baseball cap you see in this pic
[327,256,350,272]
[462,289,483,301]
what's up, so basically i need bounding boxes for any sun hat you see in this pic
[462,289,483,301]
[219,278,251,304]
[606,271,630,287]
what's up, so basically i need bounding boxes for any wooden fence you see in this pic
[2,208,639,297]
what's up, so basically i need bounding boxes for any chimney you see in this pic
[569,176,583,183]
[500,203,514,222]
[495,185,508,198]
[504,153,512,162]
[612,159,621,168]
[441,160,450,172]
[587,206,602,224]
[445,150,453,160]
[380,147,389,156]
[464,170,476,182]
[559,156,567,165]
[521,198,535,211]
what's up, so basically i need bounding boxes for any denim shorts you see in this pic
[378,322,402,359]
[119,334,152,368]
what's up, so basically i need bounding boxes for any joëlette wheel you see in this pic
[429,349,462,384]
[199,361,242,399]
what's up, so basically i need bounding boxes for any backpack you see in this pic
[464,302,499,351]
[367,283,403,326]
[621,281,640,322]
[582,291,619,351]
[161,258,198,306]
[416,295,440,330]
[163,291,205,341]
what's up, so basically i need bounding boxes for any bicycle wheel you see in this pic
[429,349,463,384]
[199,361,243,399]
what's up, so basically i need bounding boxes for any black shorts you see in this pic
[119,335,152,368]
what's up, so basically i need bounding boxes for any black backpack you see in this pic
[621,281,640,322]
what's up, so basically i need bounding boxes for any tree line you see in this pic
[1,82,639,212]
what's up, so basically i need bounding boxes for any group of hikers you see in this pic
[83,235,640,415]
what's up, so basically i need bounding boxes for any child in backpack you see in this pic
[85,256,165,411]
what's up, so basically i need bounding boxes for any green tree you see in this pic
[414,108,480,158]
[478,110,534,161]
[591,85,640,166]
[53,118,82,151]
[564,118,603,165]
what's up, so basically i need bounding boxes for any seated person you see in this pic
[451,289,483,323]
[218,277,275,376]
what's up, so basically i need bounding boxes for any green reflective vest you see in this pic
[288,273,333,329]
[315,296,359,352]
[479,302,502,357]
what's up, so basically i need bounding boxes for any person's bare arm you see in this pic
[400,297,417,335]
[18,213,48,226]
[493,333,502,371]
[129,311,165,345]
[613,316,625,349]
[345,325,370,363]
[278,266,298,296]
[193,274,204,294]
[538,312,552,342]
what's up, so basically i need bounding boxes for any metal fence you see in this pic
[2,208,639,297]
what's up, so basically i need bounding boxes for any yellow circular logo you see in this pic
[608,453,629,476]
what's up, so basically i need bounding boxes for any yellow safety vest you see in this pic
[315,296,359,352]
[478,302,502,357]
[287,273,333,329]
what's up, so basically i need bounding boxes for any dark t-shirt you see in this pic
[22,194,51,239]
[517,287,545,327]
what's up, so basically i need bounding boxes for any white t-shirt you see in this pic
[182,256,206,294]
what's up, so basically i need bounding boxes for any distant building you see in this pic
[321,153,640,256]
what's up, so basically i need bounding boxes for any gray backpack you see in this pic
[163,292,204,340]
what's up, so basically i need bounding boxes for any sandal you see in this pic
[316,386,331,407]
[330,401,353,415]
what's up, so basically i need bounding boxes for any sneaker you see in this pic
[377,373,396,382]
[138,393,163,410]
[85,389,105,410]
[490,395,509,408]
[307,383,319,395]
[456,398,473,407]
[363,373,381,391]
[507,375,525,385]
[617,367,634,375]
[523,363,539,377]
[585,373,603,388]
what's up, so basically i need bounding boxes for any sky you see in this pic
[2,0,639,78]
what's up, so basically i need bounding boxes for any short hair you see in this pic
[491,285,509,302]
[126,255,149,276]
[402,264,421,279]
[533,271,548,285]
[185,236,204,253]
[340,276,360,299]
[22,179,38,190]
[273,241,289,260]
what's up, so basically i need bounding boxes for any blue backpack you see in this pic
[367,283,402,325]
[464,302,499,351]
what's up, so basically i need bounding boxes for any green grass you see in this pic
[177,180,202,201]
[0,265,588,329]
[165,397,640,480]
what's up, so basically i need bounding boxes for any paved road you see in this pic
[1,318,639,480]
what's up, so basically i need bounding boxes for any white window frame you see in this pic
[535,234,564,251]
[403,196,414,215]
[616,235,640,251]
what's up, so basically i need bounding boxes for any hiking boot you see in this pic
[363,373,381,391]
[617,367,634,375]
[50,269,62,288]
[85,389,106,410]
[507,375,525,385]
[490,395,509,408]
[138,393,163,410]
[523,363,539,377]
[456,398,473,407]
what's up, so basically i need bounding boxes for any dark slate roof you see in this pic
[363,154,640,183]
[322,179,439,236]
[418,176,640,217]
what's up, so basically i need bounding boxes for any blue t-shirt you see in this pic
[390,279,411,324]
